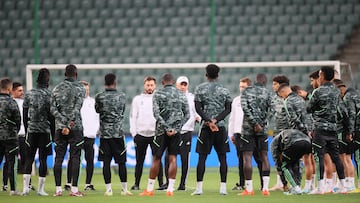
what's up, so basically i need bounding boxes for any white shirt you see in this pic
[81,96,99,138]
[181,92,199,134]
[228,95,244,139]
[129,93,156,137]
[14,98,25,136]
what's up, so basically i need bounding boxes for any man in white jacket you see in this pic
[175,76,200,190]
[129,76,164,190]
[228,77,253,191]
[80,81,99,191]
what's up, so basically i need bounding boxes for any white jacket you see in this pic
[81,96,99,138]
[228,95,244,139]
[129,93,156,137]
[181,92,199,134]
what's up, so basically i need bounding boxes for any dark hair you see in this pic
[37,68,50,85]
[272,75,289,85]
[80,81,89,86]
[320,66,334,81]
[0,78,12,90]
[309,70,320,79]
[240,77,252,86]
[256,73,267,85]
[277,83,290,93]
[104,73,116,86]
[143,76,156,84]
[290,85,302,92]
[65,64,77,77]
[161,73,174,84]
[206,64,220,79]
[12,82,22,90]
[332,79,346,87]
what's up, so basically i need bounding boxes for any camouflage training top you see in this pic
[241,83,272,135]
[95,88,126,139]
[271,94,288,135]
[271,129,311,167]
[336,98,350,134]
[153,84,189,135]
[307,82,339,132]
[23,85,52,134]
[50,78,85,131]
[0,93,21,140]
[343,88,360,133]
[194,80,232,127]
[283,92,308,134]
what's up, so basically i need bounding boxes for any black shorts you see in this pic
[98,138,126,164]
[0,139,18,159]
[54,129,83,154]
[282,140,312,164]
[196,126,230,155]
[239,133,269,152]
[338,132,353,155]
[234,133,242,156]
[26,132,52,156]
[179,131,192,153]
[152,133,180,158]
[353,131,360,150]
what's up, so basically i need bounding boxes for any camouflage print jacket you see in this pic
[337,98,351,145]
[23,85,53,134]
[343,88,360,133]
[241,83,272,135]
[270,129,311,167]
[50,78,85,131]
[153,84,189,135]
[0,93,21,140]
[283,92,308,134]
[95,88,126,139]
[307,82,339,132]
[194,80,232,127]
[271,94,288,135]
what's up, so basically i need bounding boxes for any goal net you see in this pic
[26,61,345,132]
[26,60,352,168]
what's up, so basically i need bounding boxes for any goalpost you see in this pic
[26,61,341,91]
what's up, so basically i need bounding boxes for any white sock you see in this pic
[304,179,312,190]
[339,179,346,189]
[23,174,31,193]
[38,177,46,193]
[167,179,175,192]
[349,177,355,188]
[332,172,337,186]
[276,174,283,187]
[121,182,128,192]
[71,186,78,193]
[318,179,325,191]
[262,176,270,191]
[311,174,316,188]
[56,186,62,193]
[220,182,226,193]
[245,180,253,191]
[105,183,112,191]
[196,181,203,192]
[146,179,155,192]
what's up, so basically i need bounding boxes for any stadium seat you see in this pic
[318,34,331,44]
[283,44,296,54]
[290,35,303,44]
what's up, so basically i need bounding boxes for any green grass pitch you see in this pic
[0,167,359,203]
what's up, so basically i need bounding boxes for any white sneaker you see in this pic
[191,190,203,196]
[308,188,324,195]
[37,191,49,196]
[121,190,133,196]
[9,191,23,196]
[104,189,113,196]
[220,190,228,195]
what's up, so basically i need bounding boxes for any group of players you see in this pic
[0,64,359,197]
